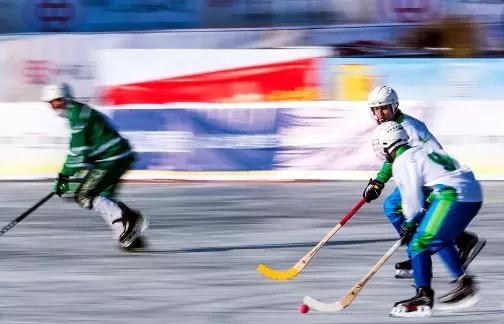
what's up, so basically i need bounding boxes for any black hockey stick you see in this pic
[0,192,55,237]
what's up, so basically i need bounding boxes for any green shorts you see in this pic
[74,154,135,208]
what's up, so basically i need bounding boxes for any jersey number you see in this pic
[428,152,458,171]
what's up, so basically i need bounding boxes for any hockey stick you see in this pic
[0,192,55,237]
[303,238,402,312]
[257,198,366,280]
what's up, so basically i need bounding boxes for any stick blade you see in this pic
[256,263,300,280]
[303,296,344,312]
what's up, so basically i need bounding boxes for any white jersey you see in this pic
[373,112,444,183]
[400,113,442,151]
[392,146,482,221]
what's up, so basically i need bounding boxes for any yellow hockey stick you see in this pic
[257,198,366,280]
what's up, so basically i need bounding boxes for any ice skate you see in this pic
[124,235,149,251]
[113,203,148,249]
[457,232,486,269]
[390,287,434,318]
[436,274,480,311]
[394,259,413,279]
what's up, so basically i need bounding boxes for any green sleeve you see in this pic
[375,161,393,183]
[60,106,93,176]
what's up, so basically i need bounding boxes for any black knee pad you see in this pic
[75,192,97,209]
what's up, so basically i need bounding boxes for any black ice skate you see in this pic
[436,274,480,311]
[394,259,413,279]
[126,236,149,251]
[389,287,434,318]
[456,232,486,269]
[113,203,148,249]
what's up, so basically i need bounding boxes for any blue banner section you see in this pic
[323,58,504,101]
[111,109,280,171]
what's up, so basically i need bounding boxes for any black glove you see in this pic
[400,221,418,246]
[362,178,384,203]
[53,173,70,197]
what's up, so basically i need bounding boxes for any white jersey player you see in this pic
[373,121,482,317]
[362,85,485,278]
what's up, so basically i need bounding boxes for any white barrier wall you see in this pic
[1,100,504,181]
[0,102,68,179]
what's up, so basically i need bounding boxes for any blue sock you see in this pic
[411,251,432,288]
[437,245,464,278]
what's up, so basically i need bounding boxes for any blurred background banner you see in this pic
[450,0,504,23]
[96,48,326,104]
[423,100,504,177]
[0,32,308,102]
[2,1,504,181]
[323,58,504,101]
[1,0,199,33]
[0,34,97,102]
[376,0,445,23]
[103,102,380,178]
[4,100,504,181]
[1,19,503,103]
[111,107,280,171]
[3,0,500,33]
[202,0,366,27]
[1,27,503,102]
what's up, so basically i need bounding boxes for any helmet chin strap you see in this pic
[383,139,403,162]
[384,150,394,163]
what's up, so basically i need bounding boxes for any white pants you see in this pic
[92,196,124,239]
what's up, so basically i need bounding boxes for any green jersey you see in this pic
[60,101,133,176]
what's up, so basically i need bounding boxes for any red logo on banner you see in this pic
[31,0,76,32]
[379,0,442,23]
[24,60,50,84]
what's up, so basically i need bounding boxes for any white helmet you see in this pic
[372,121,409,161]
[41,83,73,102]
[368,85,399,122]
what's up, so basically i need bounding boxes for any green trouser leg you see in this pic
[75,155,134,209]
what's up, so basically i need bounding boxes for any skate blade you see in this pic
[394,269,413,279]
[435,293,480,312]
[463,240,486,269]
[120,215,149,249]
[125,236,149,251]
[389,305,432,318]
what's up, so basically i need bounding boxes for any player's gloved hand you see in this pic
[362,178,385,203]
[400,221,418,246]
[53,173,70,197]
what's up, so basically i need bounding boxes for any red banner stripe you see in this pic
[101,58,319,105]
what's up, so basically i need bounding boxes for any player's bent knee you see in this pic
[408,237,432,256]
[75,192,97,209]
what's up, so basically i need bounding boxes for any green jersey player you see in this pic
[41,83,148,250]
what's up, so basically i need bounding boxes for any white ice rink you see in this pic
[0,182,502,323]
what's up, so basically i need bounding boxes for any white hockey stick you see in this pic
[303,238,402,312]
